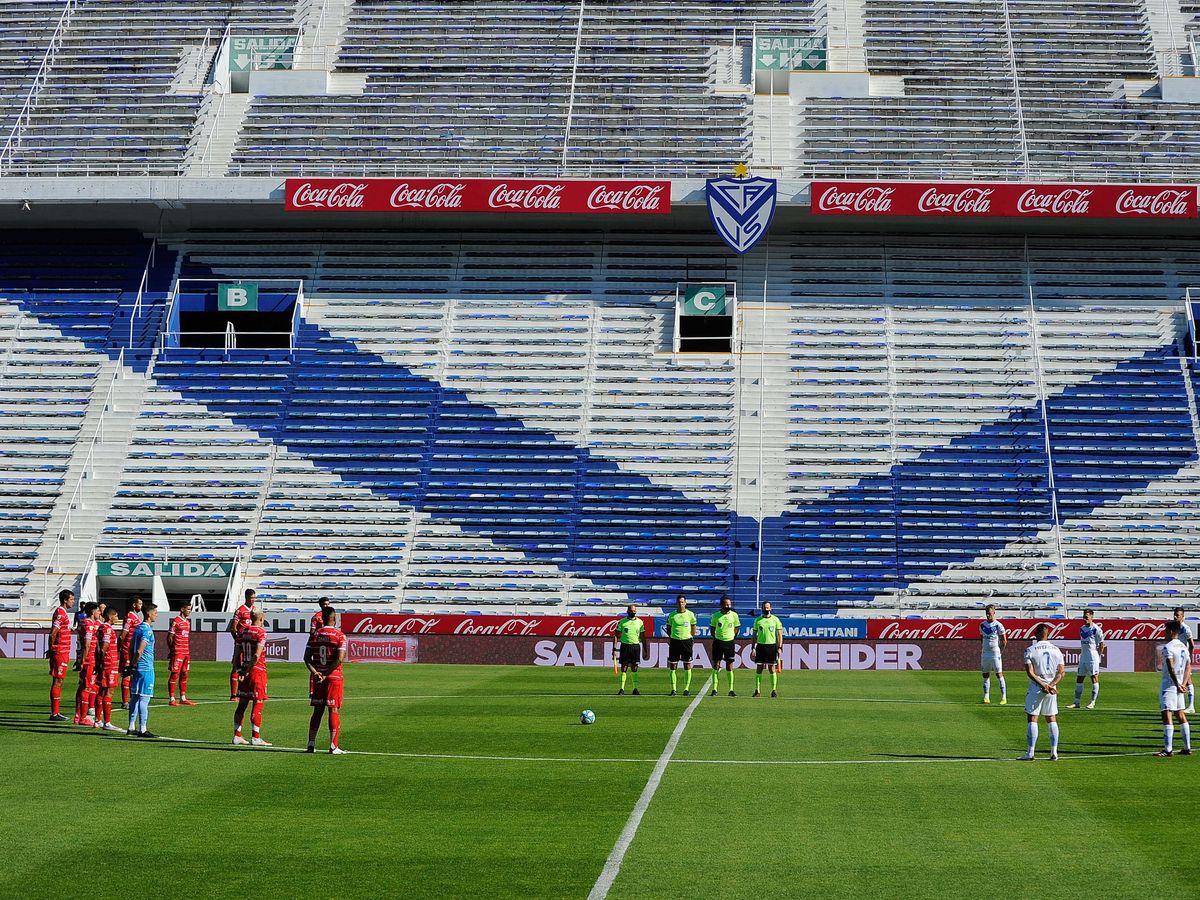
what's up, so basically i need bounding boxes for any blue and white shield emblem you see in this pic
[706,176,777,255]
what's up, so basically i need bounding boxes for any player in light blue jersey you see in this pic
[126,602,158,738]
[980,604,1007,705]
[1172,608,1195,713]
[1071,609,1105,709]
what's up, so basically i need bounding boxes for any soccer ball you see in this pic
[580,709,596,725]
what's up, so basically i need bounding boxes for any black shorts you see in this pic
[668,638,694,664]
[711,639,736,664]
[754,644,779,666]
[618,644,641,667]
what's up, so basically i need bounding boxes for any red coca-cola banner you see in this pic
[810,181,1197,218]
[338,613,655,638]
[866,618,1173,641]
[284,178,671,214]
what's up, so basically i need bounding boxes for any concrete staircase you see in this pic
[297,0,354,70]
[751,93,795,174]
[826,0,868,71]
[26,359,148,607]
[1145,0,1191,67]
[170,40,217,95]
[183,92,251,176]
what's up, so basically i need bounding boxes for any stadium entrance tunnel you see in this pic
[164,279,306,353]
[89,557,240,613]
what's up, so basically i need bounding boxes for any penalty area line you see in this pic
[587,688,706,900]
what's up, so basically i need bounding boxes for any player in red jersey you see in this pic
[232,609,270,746]
[310,597,331,635]
[167,600,195,706]
[47,589,75,722]
[93,607,123,731]
[119,596,143,708]
[307,597,332,698]
[227,588,256,701]
[73,602,100,726]
[305,606,348,754]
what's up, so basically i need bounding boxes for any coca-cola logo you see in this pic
[1114,188,1192,217]
[1003,622,1071,642]
[349,616,440,635]
[554,620,620,637]
[875,621,970,640]
[1103,622,1164,641]
[817,185,895,213]
[452,617,541,637]
[586,184,665,212]
[1016,187,1093,215]
[290,181,367,210]
[389,181,465,210]
[487,182,564,210]
[917,186,994,214]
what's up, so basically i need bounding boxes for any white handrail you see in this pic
[1000,0,1031,175]
[1025,280,1068,611]
[199,91,226,169]
[128,239,157,348]
[0,0,78,171]
[46,347,125,572]
[560,0,587,168]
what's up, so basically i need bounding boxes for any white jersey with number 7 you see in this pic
[1024,641,1063,684]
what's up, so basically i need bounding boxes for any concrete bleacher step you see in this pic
[184,92,251,176]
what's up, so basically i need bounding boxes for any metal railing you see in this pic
[46,347,125,573]
[0,0,79,172]
[5,158,1200,184]
[127,239,157,348]
[1158,47,1200,78]
[159,330,297,354]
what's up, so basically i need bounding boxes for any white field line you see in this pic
[588,689,706,900]
[110,733,1162,767]
[150,693,1164,715]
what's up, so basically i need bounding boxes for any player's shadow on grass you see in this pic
[873,752,1008,761]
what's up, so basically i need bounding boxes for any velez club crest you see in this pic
[706,165,778,254]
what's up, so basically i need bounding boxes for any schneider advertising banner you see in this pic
[811,181,1198,218]
[285,178,671,214]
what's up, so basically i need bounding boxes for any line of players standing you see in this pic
[46,587,350,753]
[979,605,1195,760]
[225,589,348,753]
[46,590,186,736]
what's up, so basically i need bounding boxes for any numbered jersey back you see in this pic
[311,626,347,676]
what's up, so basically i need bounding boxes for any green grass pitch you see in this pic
[0,660,1191,899]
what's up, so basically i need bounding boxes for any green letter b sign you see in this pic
[682,285,728,316]
[218,282,258,311]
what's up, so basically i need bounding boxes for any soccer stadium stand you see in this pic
[4,1,1200,179]
[4,3,1200,619]
[1,227,1199,617]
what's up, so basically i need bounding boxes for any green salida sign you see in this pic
[755,35,827,71]
[98,561,234,578]
[229,35,297,72]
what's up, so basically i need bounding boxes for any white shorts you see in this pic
[981,650,1003,674]
[1025,688,1058,717]
[1161,688,1186,712]
[1076,653,1100,677]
